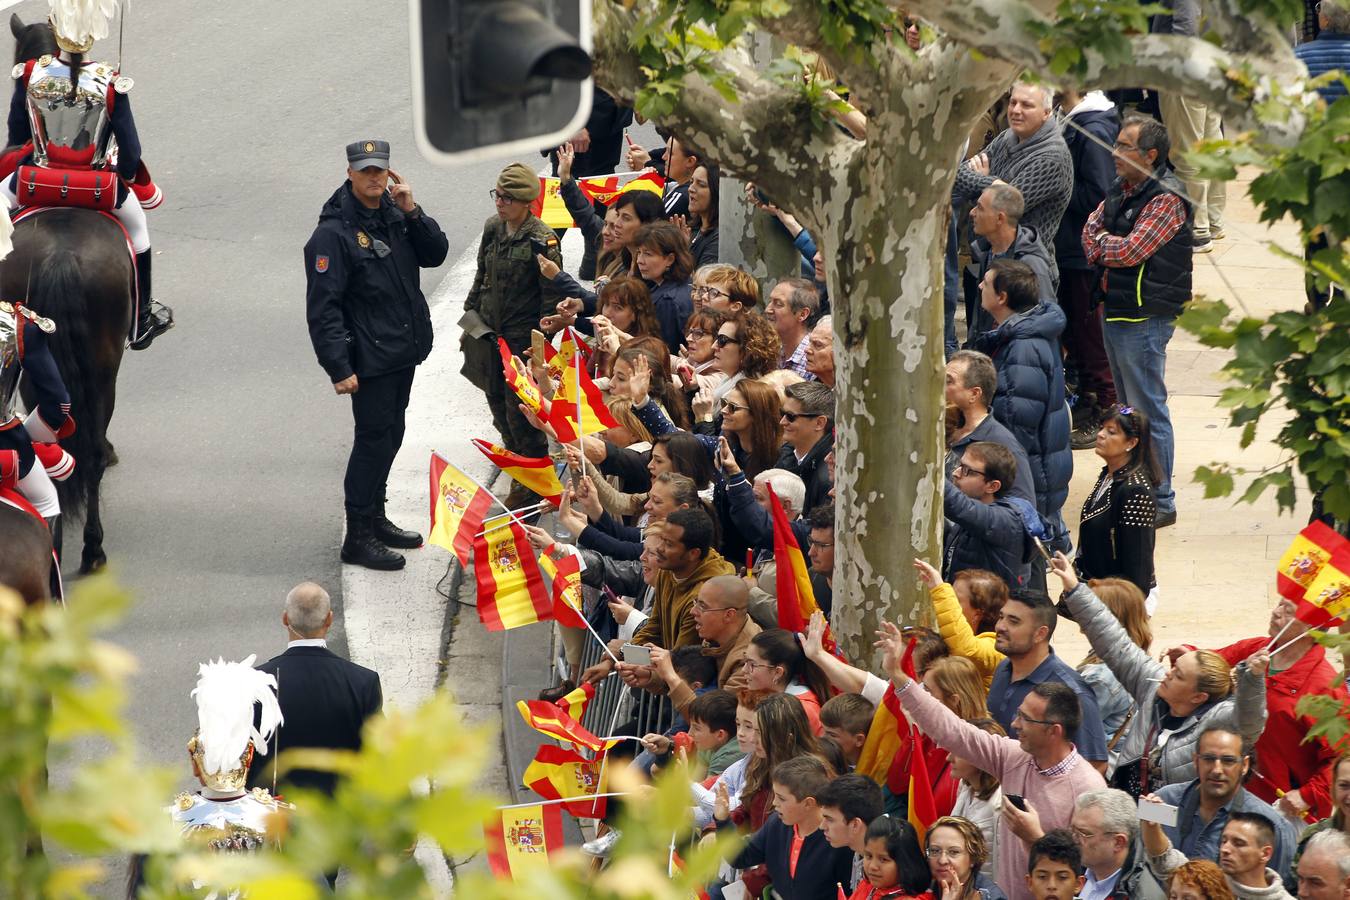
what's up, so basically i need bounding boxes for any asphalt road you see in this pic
[0,0,530,774]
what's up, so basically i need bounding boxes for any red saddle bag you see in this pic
[15,165,117,212]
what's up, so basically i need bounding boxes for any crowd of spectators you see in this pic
[465,7,1350,898]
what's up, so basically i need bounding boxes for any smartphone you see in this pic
[1005,794,1028,811]
[621,643,653,667]
[602,585,620,604]
[529,236,553,258]
[1137,797,1179,827]
[531,329,548,366]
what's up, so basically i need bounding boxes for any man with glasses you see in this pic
[1070,789,1165,899]
[886,646,1105,900]
[775,381,834,513]
[462,163,565,506]
[764,278,821,379]
[305,139,449,571]
[1082,115,1189,528]
[649,574,760,715]
[942,441,1035,590]
[1151,724,1297,877]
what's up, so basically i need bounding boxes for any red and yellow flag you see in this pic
[1300,548,1350,628]
[907,720,938,840]
[545,326,593,382]
[581,170,665,205]
[473,520,553,631]
[539,548,586,628]
[768,486,838,654]
[857,639,915,788]
[471,439,564,508]
[516,698,616,753]
[552,681,595,723]
[498,338,548,417]
[428,453,494,566]
[1276,520,1349,602]
[523,744,609,817]
[531,172,668,229]
[484,802,564,880]
[547,351,620,442]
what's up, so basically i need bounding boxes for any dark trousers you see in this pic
[1057,269,1117,409]
[344,367,415,514]
[484,336,549,458]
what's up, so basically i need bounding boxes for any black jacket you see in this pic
[774,434,834,517]
[304,184,449,382]
[1056,106,1121,272]
[731,813,854,899]
[246,645,383,797]
[1076,464,1157,595]
[1098,168,1193,321]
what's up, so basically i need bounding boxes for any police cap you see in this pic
[347,139,391,171]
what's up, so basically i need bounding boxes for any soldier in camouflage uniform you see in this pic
[462,163,564,498]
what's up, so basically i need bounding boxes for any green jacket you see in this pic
[464,213,564,342]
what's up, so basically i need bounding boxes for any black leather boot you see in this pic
[341,512,405,570]
[373,502,423,549]
[128,250,174,351]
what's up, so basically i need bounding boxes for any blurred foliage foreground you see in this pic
[0,577,732,899]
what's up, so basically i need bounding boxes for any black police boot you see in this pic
[341,512,406,571]
[373,502,423,549]
[128,250,174,351]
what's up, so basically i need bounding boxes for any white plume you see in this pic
[47,0,119,48]
[190,655,284,777]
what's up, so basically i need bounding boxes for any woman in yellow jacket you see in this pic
[913,558,1007,689]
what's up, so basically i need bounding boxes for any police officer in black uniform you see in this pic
[304,140,449,571]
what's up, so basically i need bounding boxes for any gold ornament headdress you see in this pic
[47,0,119,54]
[187,655,282,792]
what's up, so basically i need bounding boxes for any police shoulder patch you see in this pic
[315,255,330,273]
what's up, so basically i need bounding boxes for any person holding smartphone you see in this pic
[304,139,448,571]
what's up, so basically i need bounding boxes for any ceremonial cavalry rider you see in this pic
[0,297,74,527]
[4,1,173,349]
[127,655,291,894]
[304,140,449,572]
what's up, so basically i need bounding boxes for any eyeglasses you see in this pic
[1113,140,1140,153]
[1071,827,1105,841]
[488,189,522,203]
[722,401,749,414]
[1197,753,1245,767]
[686,329,708,340]
[692,285,730,300]
[741,659,775,671]
[781,411,824,423]
[1012,709,1057,727]
[809,539,834,549]
[925,847,967,860]
[953,463,987,479]
[714,334,742,347]
[693,598,740,614]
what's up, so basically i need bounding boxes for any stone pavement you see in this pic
[1054,167,1314,664]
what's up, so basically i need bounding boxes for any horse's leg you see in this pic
[79,458,106,573]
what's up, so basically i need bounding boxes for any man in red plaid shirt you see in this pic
[1082,116,1191,530]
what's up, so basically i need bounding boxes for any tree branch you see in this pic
[903,0,1307,144]
[593,2,861,213]
[761,0,898,113]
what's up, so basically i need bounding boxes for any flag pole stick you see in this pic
[1269,630,1314,657]
[587,694,628,818]
[1264,619,1294,649]
[667,830,678,878]
[574,348,588,485]
[577,607,621,666]
[495,791,630,811]
[474,504,547,538]
[480,500,551,525]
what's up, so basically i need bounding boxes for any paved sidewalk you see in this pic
[1055,168,1314,663]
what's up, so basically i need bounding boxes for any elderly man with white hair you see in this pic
[1296,830,1350,899]
[1070,788,1167,899]
[954,81,1074,270]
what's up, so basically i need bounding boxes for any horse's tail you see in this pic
[30,250,101,518]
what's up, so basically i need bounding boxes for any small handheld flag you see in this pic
[428,453,494,566]
[484,802,564,880]
[473,521,553,631]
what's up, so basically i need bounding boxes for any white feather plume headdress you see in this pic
[190,655,283,778]
[47,0,120,54]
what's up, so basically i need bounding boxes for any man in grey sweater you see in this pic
[1153,0,1226,251]
[954,81,1074,270]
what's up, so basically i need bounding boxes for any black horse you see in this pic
[4,17,136,572]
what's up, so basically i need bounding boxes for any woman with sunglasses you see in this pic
[696,309,782,427]
[675,307,728,400]
[1075,404,1162,602]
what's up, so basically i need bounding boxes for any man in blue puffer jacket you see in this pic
[973,259,1073,551]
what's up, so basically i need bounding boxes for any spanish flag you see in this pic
[523,744,609,817]
[1299,548,1350,628]
[473,520,553,631]
[547,351,620,443]
[581,170,666,205]
[516,698,616,753]
[530,171,667,230]
[545,326,593,382]
[498,338,547,417]
[471,439,564,508]
[768,485,838,656]
[484,802,564,880]
[539,548,586,628]
[1276,520,1349,602]
[551,681,595,723]
[907,719,938,841]
[428,452,494,566]
[857,639,916,788]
